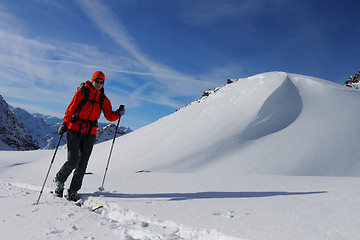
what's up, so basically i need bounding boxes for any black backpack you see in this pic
[74,82,106,114]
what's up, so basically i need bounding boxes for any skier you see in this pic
[54,71,125,201]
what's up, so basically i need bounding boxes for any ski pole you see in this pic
[35,134,63,205]
[99,105,124,191]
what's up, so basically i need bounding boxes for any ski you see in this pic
[83,194,107,211]
[70,197,105,211]
[92,205,104,211]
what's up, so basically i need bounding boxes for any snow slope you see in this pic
[1,72,360,240]
[90,72,360,176]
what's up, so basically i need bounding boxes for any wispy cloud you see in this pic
[0,19,137,112]
[0,0,233,121]
[75,0,214,101]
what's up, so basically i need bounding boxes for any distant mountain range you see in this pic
[0,95,132,151]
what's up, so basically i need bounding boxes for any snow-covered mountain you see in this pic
[93,71,360,176]
[0,95,39,150]
[11,108,64,149]
[97,123,132,143]
[10,107,132,149]
[1,72,360,240]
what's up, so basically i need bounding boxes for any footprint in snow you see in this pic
[212,211,236,218]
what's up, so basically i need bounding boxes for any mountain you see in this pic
[344,69,360,89]
[1,72,360,240]
[0,95,39,150]
[89,71,360,176]
[12,108,64,149]
[33,113,63,125]
[97,123,132,142]
[11,108,132,149]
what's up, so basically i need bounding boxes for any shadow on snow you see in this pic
[82,191,327,201]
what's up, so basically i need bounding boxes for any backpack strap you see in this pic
[74,82,89,115]
[98,88,106,112]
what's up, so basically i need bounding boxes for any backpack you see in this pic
[74,82,106,114]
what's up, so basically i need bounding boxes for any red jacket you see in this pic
[62,81,119,135]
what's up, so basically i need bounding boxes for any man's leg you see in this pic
[55,131,81,184]
[69,134,96,192]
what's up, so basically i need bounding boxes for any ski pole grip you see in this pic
[119,105,125,110]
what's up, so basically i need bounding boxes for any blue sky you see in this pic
[0,0,359,129]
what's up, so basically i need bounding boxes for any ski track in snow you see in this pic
[1,181,241,240]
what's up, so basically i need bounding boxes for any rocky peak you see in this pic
[0,95,39,150]
[344,70,360,89]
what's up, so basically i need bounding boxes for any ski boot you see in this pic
[54,180,64,198]
[66,189,81,202]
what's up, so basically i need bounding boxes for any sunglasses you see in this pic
[93,78,104,84]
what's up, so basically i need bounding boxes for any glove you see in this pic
[116,105,126,117]
[58,124,68,135]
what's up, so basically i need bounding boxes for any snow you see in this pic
[1,71,360,239]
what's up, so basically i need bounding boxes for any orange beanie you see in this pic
[92,71,105,81]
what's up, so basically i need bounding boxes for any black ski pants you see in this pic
[55,130,96,192]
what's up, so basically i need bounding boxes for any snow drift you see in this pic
[90,71,360,176]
